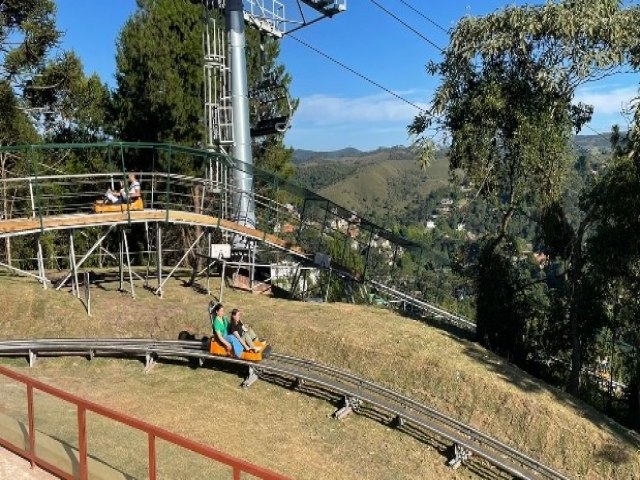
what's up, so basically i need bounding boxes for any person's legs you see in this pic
[245,327,258,342]
[106,192,119,203]
[242,331,256,350]
[224,334,244,357]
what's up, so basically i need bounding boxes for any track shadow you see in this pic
[256,370,509,478]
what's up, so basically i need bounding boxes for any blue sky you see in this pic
[56,0,638,151]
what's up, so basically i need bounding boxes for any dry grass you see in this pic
[1,274,640,479]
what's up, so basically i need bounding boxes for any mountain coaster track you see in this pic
[0,338,568,480]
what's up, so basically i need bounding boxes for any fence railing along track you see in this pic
[0,361,289,480]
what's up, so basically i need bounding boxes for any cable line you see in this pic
[368,0,444,52]
[287,34,427,113]
[398,0,449,33]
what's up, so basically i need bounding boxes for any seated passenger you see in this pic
[229,308,261,352]
[104,173,141,204]
[210,302,244,358]
[105,180,124,204]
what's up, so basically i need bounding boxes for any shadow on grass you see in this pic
[444,333,640,455]
[383,300,640,457]
[255,370,509,478]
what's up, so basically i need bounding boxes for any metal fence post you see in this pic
[27,384,35,468]
[77,406,88,480]
[148,433,157,480]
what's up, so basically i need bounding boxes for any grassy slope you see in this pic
[1,275,639,479]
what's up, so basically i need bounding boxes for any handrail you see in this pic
[0,363,289,480]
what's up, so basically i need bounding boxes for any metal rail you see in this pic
[0,338,568,480]
[369,280,476,332]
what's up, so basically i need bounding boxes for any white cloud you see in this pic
[293,92,430,126]
[575,85,638,116]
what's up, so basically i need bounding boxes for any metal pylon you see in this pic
[203,12,233,150]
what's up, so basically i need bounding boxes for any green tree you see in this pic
[0,0,70,264]
[587,114,640,426]
[25,52,112,143]
[114,0,296,176]
[411,0,640,392]
[114,0,203,150]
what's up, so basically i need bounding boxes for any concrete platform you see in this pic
[0,445,55,479]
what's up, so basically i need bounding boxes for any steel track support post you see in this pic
[242,366,259,389]
[156,231,205,294]
[389,244,399,284]
[393,415,406,428]
[156,223,163,297]
[333,396,361,420]
[226,0,255,229]
[324,266,332,303]
[56,225,115,291]
[122,228,135,298]
[84,271,91,317]
[28,350,36,368]
[118,227,124,292]
[69,230,80,298]
[0,261,47,283]
[289,264,301,299]
[295,198,307,246]
[318,199,331,252]
[249,241,256,291]
[144,352,157,374]
[144,222,151,287]
[219,260,226,302]
[36,236,46,289]
[362,228,375,283]
[448,443,473,470]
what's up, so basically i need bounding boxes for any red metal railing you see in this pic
[0,365,290,480]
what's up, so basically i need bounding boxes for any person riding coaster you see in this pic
[208,302,270,361]
[93,173,144,213]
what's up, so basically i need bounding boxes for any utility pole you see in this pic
[201,0,347,234]
[226,0,256,228]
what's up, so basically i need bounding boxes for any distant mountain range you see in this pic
[291,135,613,225]
[292,134,612,165]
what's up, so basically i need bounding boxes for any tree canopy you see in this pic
[114,0,296,176]
[411,0,640,404]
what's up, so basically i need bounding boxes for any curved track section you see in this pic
[0,338,567,480]
[0,210,306,258]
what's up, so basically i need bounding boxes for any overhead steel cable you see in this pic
[287,34,428,113]
[397,0,449,33]
[368,0,444,52]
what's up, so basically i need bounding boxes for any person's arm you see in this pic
[233,331,250,350]
[130,183,141,199]
[212,318,232,351]
[215,330,232,351]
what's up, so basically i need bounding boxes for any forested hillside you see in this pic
[292,135,611,228]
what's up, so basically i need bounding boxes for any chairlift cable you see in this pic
[287,34,428,113]
[397,0,449,34]
[368,0,444,52]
